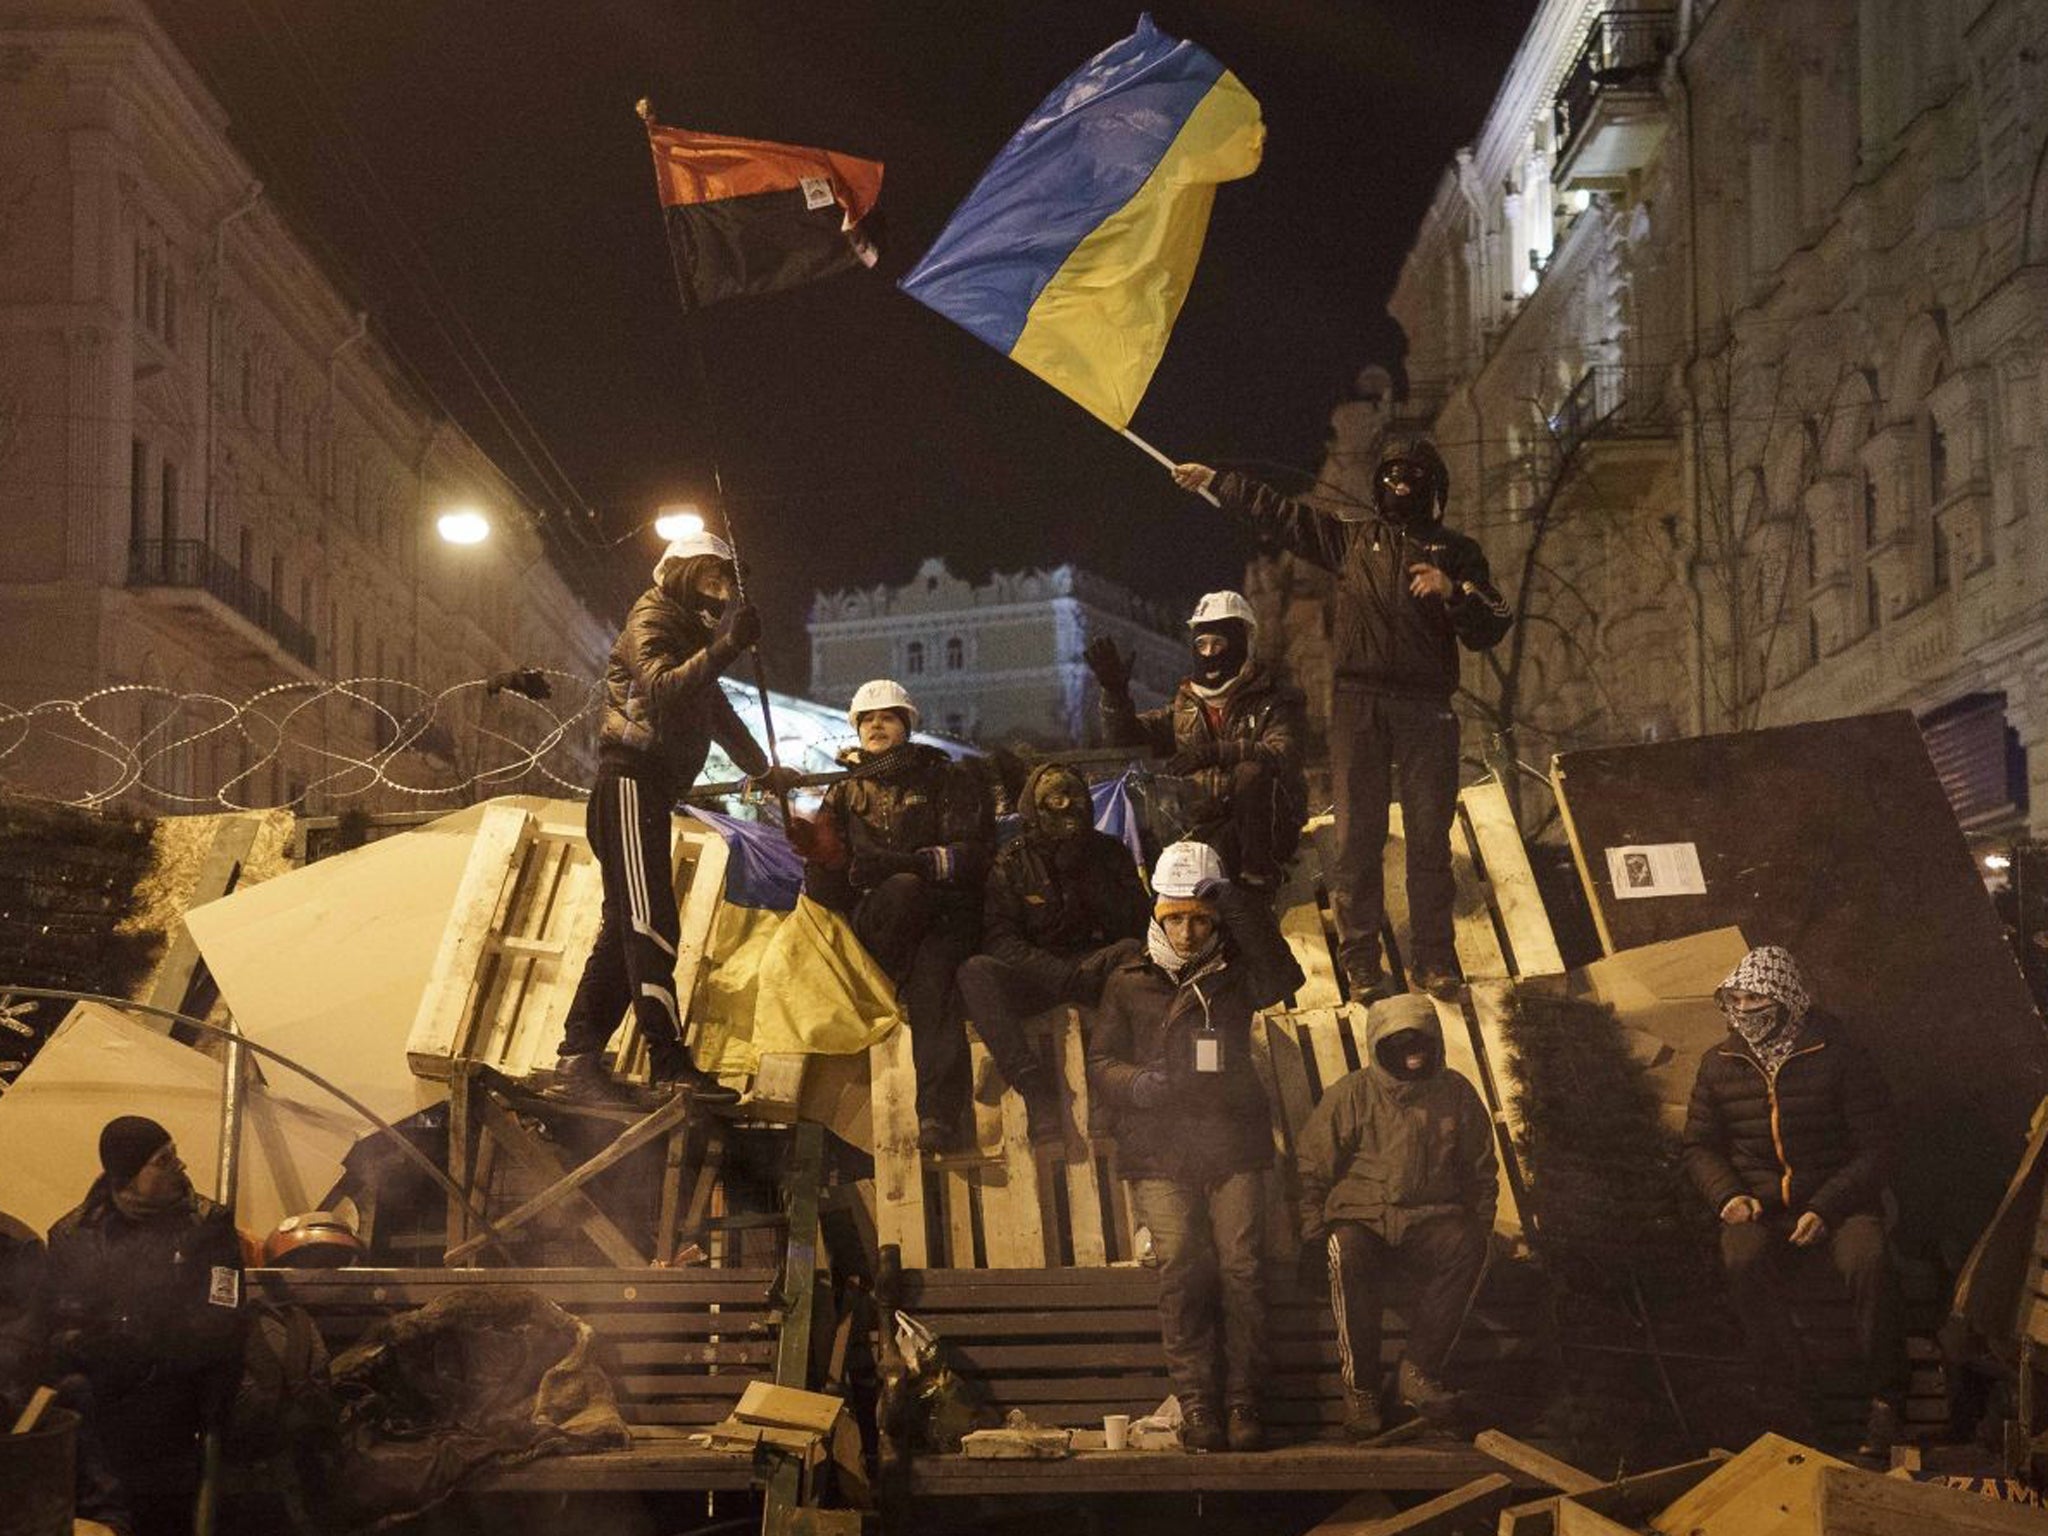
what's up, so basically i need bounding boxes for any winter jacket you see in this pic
[805,743,995,911]
[1087,887,1305,1182]
[1102,659,1308,822]
[1681,1010,1895,1227]
[982,765,1151,1000]
[1294,995,1498,1246]
[46,1182,244,1454]
[598,585,768,800]
[1214,471,1511,697]
[0,1211,43,1394]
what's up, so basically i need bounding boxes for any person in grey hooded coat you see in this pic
[1295,993,1496,1436]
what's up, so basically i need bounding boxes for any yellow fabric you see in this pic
[1009,70,1264,428]
[749,894,904,1059]
[693,900,786,1075]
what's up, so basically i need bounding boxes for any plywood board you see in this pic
[1649,1433,1851,1536]
[1554,713,2048,1255]
[0,1002,357,1238]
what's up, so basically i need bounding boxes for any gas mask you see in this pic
[1190,619,1250,688]
[1373,456,1441,529]
[1031,770,1091,842]
[1375,1027,1439,1082]
[663,555,736,631]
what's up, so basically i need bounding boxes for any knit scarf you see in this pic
[1147,917,1222,981]
[111,1182,188,1223]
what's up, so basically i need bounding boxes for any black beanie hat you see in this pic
[99,1115,172,1186]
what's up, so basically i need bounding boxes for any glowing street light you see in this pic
[436,507,491,545]
[1985,852,2013,872]
[654,503,705,542]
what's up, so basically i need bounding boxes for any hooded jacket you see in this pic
[1087,886,1305,1182]
[1293,995,1498,1245]
[981,764,1151,998]
[1680,949,1895,1226]
[598,583,769,800]
[1212,469,1510,698]
[1102,659,1308,822]
[805,743,995,910]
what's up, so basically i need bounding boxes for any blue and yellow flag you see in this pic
[899,14,1263,429]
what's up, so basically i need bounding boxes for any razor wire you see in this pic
[0,671,605,811]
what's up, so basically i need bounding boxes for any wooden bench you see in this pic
[890,1264,1549,1498]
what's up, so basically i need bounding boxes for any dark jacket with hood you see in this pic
[982,765,1150,1000]
[599,581,768,800]
[1103,659,1309,821]
[1213,464,1511,698]
[1681,950,1894,1227]
[46,1180,244,1452]
[1294,994,1498,1245]
[1087,887,1305,1182]
[806,742,995,911]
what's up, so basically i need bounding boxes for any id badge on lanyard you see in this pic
[1194,1025,1223,1074]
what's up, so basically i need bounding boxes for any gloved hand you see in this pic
[788,809,846,867]
[1070,938,1142,1002]
[1192,875,1231,903]
[748,763,806,798]
[1083,636,1132,698]
[1052,834,1097,874]
[710,602,763,658]
[1162,740,1221,776]
[1128,1067,1172,1109]
[849,847,922,888]
[915,844,967,884]
[485,667,552,701]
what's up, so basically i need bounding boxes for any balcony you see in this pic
[1549,365,1674,457]
[1553,8,1677,192]
[127,540,319,672]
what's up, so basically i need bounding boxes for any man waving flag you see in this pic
[899,14,1263,431]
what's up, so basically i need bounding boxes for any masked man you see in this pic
[957,763,1149,1144]
[45,1120,243,1536]
[1085,592,1307,892]
[801,679,996,1153]
[1295,995,1496,1438]
[551,528,802,1104]
[1088,842,1305,1453]
[1681,945,1907,1458]
[1170,441,1510,1001]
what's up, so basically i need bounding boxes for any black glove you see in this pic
[748,764,805,798]
[711,603,763,658]
[1052,835,1096,875]
[485,667,552,701]
[1070,938,1142,1002]
[1163,739,1221,776]
[849,847,922,888]
[1083,636,1132,697]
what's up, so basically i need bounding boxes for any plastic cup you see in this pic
[1103,1413,1130,1451]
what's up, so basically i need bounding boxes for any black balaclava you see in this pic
[1373,435,1449,530]
[1190,618,1251,688]
[1374,1027,1441,1083]
[1026,765,1091,842]
[662,554,735,632]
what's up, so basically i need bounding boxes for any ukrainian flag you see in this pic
[900,14,1263,429]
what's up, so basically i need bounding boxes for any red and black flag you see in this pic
[639,104,883,312]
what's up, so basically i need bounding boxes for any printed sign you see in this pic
[1605,842,1706,899]
[800,176,835,211]
[208,1265,242,1309]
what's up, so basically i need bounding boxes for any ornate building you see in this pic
[1342,0,2048,835]
[808,558,1186,748]
[0,0,611,810]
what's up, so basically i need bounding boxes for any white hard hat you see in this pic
[653,529,736,587]
[1188,591,1257,631]
[848,678,920,731]
[1151,840,1226,899]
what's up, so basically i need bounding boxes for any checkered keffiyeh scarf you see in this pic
[1716,945,1813,1076]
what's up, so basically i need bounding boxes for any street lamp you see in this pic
[654,503,704,542]
[436,507,491,545]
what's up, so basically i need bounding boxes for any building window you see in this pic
[1865,569,1881,629]
[270,553,285,610]
[1932,523,1951,590]
[299,574,313,624]
[1808,613,1821,664]
[905,640,925,675]
[160,460,179,545]
[130,441,149,549]
[944,636,965,671]
[1928,419,1948,504]
[1861,475,1878,546]
[239,528,254,577]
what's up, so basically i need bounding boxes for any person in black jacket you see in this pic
[1085,591,1308,891]
[957,762,1149,1144]
[1680,945,1907,1457]
[45,1119,244,1536]
[1170,439,1510,1002]
[551,529,802,1104]
[1088,841,1305,1454]
[800,679,996,1152]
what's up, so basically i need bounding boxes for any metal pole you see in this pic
[214,1023,247,1214]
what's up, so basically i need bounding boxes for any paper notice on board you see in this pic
[1606,842,1706,899]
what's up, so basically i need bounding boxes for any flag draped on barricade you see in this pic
[898,13,1262,429]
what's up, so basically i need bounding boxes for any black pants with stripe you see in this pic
[561,766,686,1063]
[851,872,979,1126]
[1326,1214,1487,1393]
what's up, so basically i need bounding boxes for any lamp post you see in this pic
[411,502,490,691]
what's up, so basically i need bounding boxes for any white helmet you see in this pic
[1188,591,1257,631]
[848,678,920,731]
[1151,840,1226,899]
[653,529,736,587]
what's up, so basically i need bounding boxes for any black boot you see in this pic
[648,1043,740,1105]
[1011,1064,1064,1146]
[545,1050,630,1105]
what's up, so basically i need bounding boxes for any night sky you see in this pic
[149,1,1535,690]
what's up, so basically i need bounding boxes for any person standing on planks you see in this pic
[1167,438,1511,1004]
[549,528,803,1105]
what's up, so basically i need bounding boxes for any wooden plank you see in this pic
[1460,781,1563,977]
[509,836,603,1078]
[1464,979,1529,1240]
[1278,840,1344,1010]
[1552,1503,1638,1536]
[668,821,730,1049]
[939,1158,978,1268]
[1299,1491,1400,1532]
[1430,994,1523,1237]
[1248,1016,1304,1262]
[1473,1432,1602,1496]
[981,1037,1049,1267]
[470,833,556,1068]
[445,1063,473,1259]
[1448,809,1511,983]
[1057,1010,1109,1266]
[869,1022,928,1265]
[1816,1464,2048,1534]
[654,1122,689,1265]
[404,803,532,1077]
[1300,1006,1357,1098]
[466,1090,646,1266]
[1343,1472,1512,1534]
[1648,1433,1851,1536]
[144,814,261,1024]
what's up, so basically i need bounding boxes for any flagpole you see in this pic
[1122,428,1221,506]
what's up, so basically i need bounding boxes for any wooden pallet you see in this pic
[866,780,1564,1267]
